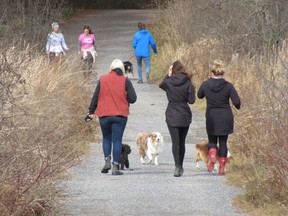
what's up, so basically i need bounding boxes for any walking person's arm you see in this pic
[125,79,137,103]
[93,34,97,50]
[197,82,205,99]
[61,34,69,51]
[89,82,101,117]
[92,34,98,56]
[132,33,138,49]
[159,75,169,90]
[159,65,172,90]
[78,35,82,54]
[149,33,157,54]
[229,84,241,109]
[187,84,196,104]
[46,34,51,54]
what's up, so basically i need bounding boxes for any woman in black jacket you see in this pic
[159,61,195,177]
[197,60,241,175]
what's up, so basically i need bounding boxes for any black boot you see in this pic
[174,165,184,177]
[101,156,111,173]
[112,163,123,175]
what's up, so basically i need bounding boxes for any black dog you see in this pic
[123,61,133,76]
[120,144,131,170]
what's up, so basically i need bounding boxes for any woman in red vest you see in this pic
[88,59,137,175]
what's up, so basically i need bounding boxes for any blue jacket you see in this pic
[132,30,157,57]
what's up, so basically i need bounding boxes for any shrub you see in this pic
[153,0,288,213]
[0,0,73,47]
[0,42,98,215]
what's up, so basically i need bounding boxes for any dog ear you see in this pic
[124,144,131,154]
[127,148,131,154]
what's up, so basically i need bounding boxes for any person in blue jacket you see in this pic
[132,22,157,84]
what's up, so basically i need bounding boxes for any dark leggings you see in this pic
[168,125,190,166]
[208,134,228,157]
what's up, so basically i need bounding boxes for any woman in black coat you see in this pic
[197,60,241,175]
[159,61,195,177]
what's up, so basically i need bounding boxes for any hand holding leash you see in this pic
[84,114,96,122]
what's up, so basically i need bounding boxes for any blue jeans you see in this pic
[99,116,128,164]
[136,56,150,81]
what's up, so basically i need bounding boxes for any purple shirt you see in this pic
[79,33,96,50]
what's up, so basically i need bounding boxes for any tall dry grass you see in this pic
[0,43,98,215]
[153,0,288,214]
[227,55,288,208]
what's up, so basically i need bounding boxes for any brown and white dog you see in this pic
[136,132,163,165]
[195,141,232,170]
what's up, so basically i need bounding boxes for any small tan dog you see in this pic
[136,132,163,165]
[195,141,232,170]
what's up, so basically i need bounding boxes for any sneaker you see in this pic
[137,80,143,84]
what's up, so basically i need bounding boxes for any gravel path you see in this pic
[60,9,245,216]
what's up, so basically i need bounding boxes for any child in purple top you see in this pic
[78,25,97,62]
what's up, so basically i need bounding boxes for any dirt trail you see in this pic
[59,10,245,216]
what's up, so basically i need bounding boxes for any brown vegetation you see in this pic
[69,0,166,9]
[153,0,288,214]
[0,42,98,215]
[0,1,99,215]
[0,0,74,46]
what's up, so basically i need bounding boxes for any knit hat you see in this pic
[51,22,59,29]
[110,59,125,74]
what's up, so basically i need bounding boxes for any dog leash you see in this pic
[127,52,135,61]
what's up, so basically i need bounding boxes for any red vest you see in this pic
[96,71,129,117]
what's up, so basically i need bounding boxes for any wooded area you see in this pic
[154,1,288,214]
[0,0,164,47]
[68,0,164,8]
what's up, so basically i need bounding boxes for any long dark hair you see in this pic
[171,60,192,80]
[83,25,93,34]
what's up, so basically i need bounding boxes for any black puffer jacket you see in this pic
[197,78,241,135]
[159,74,195,127]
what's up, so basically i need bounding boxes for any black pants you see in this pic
[208,134,228,157]
[168,125,190,166]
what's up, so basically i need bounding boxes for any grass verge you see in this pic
[151,1,288,215]
[0,46,99,215]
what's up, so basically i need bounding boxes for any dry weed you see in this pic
[154,0,288,213]
[0,44,98,215]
